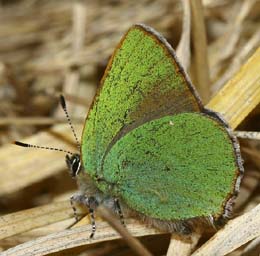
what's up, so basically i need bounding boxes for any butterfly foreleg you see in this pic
[70,193,99,238]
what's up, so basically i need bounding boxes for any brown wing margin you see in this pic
[135,23,204,109]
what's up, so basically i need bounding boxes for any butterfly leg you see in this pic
[70,193,99,238]
[114,198,125,226]
[87,196,98,238]
[70,194,81,221]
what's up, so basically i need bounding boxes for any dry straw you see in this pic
[0,0,259,255]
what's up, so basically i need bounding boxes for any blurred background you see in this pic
[0,0,259,143]
[0,0,259,255]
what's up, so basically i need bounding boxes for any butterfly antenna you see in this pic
[59,95,81,152]
[14,141,74,155]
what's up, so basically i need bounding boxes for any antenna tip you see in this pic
[60,95,66,109]
[14,141,29,147]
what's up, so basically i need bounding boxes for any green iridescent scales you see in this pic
[82,25,201,177]
[103,113,236,220]
[81,24,240,222]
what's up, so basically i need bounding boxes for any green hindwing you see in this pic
[81,24,202,179]
[102,113,239,221]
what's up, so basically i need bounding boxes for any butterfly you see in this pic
[16,24,243,238]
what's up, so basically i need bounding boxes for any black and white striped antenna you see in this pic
[14,141,74,155]
[59,95,81,151]
[14,95,80,154]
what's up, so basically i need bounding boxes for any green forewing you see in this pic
[81,24,202,178]
[102,113,237,220]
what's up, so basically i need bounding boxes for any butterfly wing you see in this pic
[82,24,203,178]
[102,113,241,221]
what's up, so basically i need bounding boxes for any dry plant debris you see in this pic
[0,0,259,255]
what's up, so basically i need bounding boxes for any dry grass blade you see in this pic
[191,203,260,256]
[176,0,191,71]
[240,236,260,255]
[212,29,260,91]
[207,47,260,129]
[57,2,87,117]
[0,201,73,240]
[0,220,162,256]
[218,0,255,62]
[209,0,256,84]
[0,200,162,255]
[190,0,210,103]
[166,233,201,256]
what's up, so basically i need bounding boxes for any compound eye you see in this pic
[72,156,81,176]
[66,154,81,178]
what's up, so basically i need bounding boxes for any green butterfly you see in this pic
[65,24,243,236]
[16,24,243,237]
